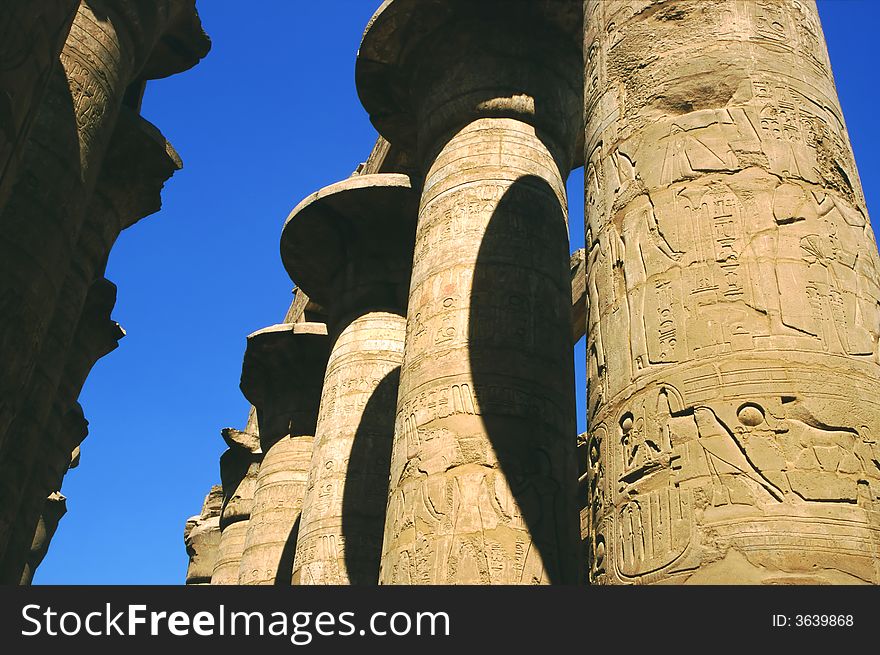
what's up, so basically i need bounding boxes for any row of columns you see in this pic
[188,0,880,585]
[188,0,587,585]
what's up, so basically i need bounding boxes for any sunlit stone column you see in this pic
[357,0,583,584]
[184,486,223,585]
[283,174,417,584]
[238,323,329,585]
[211,420,261,585]
[584,0,880,584]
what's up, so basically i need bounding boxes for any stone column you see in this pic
[356,0,583,584]
[18,492,67,586]
[211,421,261,585]
[0,0,209,456]
[0,0,79,211]
[237,323,329,585]
[0,109,180,581]
[584,0,880,584]
[282,174,417,584]
[184,486,223,585]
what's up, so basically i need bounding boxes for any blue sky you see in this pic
[35,1,880,584]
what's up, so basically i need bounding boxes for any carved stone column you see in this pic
[0,0,209,457]
[282,174,417,584]
[0,108,181,581]
[0,0,79,211]
[211,421,261,585]
[184,486,223,585]
[237,323,329,585]
[357,0,583,584]
[584,0,880,584]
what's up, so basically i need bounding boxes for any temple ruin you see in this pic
[186,0,880,586]
[1,0,878,586]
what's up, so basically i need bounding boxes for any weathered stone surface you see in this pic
[358,0,583,584]
[0,0,78,212]
[584,0,880,584]
[0,109,180,582]
[19,492,67,586]
[237,323,330,585]
[239,435,314,585]
[211,414,261,586]
[571,248,587,342]
[282,175,417,585]
[184,485,223,585]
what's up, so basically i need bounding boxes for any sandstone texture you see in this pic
[283,175,417,584]
[583,0,880,584]
[357,0,584,584]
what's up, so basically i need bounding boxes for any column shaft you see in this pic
[238,435,313,584]
[584,0,880,584]
[212,426,261,585]
[381,118,580,584]
[294,312,404,584]
[0,0,158,456]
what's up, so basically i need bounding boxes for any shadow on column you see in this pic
[468,175,579,584]
[274,515,300,586]
[341,366,400,585]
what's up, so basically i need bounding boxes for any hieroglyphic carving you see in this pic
[293,314,405,585]
[358,0,584,584]
[585,0,880,583]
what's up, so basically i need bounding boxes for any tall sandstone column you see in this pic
[584,0,880,584]
[357,0,583,584]
[211,419,261,585]
[184,486,223,585]
[0,0,209,457]
[282,174,417,584]
[238,323,329,585]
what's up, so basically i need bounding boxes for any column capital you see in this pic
[240,323,330,446]
[356,0,583,166]
[95,107,183,234]
[140,0,212,80]
[280,174,418,320]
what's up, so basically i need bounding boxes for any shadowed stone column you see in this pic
[357,0,583,584]
[282,174,417,584]
[212,421,261,585]
[0,109,180,581]
[238,323,329,585]
[18,492,67,586]
[0,0,79,211]
[584,0,880,584]
[184,486,223,585]
[0,0,209,458]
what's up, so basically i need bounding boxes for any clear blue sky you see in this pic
[35,1,880,584]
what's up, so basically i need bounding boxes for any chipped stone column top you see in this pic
[356,0,583,167]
